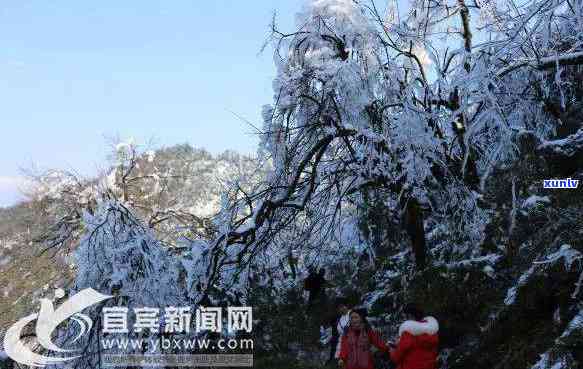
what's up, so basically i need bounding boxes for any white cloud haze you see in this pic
[0,176,28,207]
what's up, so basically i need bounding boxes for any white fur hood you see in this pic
[398,316,439,337]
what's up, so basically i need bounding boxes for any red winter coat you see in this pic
[390,317,439,369]
[339,326,390,369]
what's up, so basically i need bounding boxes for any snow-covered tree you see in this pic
[10,1,583,368]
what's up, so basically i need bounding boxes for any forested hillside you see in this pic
[0,144,261,342]
[2,0,583,368]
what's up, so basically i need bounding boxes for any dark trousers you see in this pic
[329,334,338,361]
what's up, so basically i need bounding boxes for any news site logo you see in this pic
[3,288,254,367]
[2,288,111,367]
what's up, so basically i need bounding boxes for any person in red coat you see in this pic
[389,303,439,369]
[338,308,391,369]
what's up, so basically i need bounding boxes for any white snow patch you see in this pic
[441,254,502,270]
[0,255,12,267]
[559,309,583,340]
[507,245,582,306]
[538,128,583,157]
[1,239,16,250]
[505,265,536,305]
[530,351,570,369]
[533,244,582,269]
[320,326,332,345]
[522,195,550,209]
[483,265,495,278]
[572,271,583,299]
[363,289,386,309]
[146,150,156,163]
[116,137,135,153]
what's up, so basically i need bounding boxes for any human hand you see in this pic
[338,359,345,368]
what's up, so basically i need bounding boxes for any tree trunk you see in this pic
[405,198,427,269]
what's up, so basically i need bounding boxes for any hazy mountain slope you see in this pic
[0,145,260,337]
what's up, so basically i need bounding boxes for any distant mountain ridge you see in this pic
[0,144,261,338]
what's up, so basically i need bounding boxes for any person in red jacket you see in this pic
[389,303,439,369]
[338,308,391,369]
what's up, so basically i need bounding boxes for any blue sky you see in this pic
[0,0,299,206]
